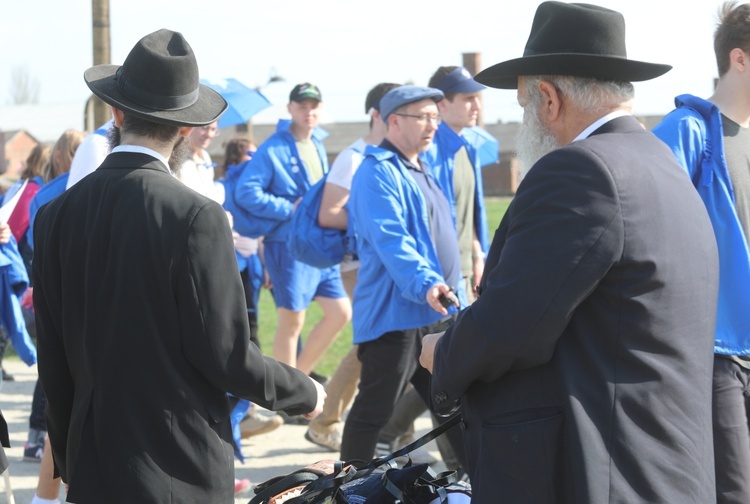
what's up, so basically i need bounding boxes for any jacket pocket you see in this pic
[474,407,564,503]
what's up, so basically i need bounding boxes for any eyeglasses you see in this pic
[393,113,441,125]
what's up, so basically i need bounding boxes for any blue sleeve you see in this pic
[351,164,443,304]
[652,109,706,181]
[234,146,294,221]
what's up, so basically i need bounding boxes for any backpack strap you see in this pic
[370,413,461,468]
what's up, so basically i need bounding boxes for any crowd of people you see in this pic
[1,0,750,502]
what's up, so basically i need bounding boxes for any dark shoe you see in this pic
[309,371,329,387]
[278,410,310,426]
[2,367,14,381]
[23,441,44,462]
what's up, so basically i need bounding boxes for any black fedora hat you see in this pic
[475,1,672,89]
[84,29,227,126]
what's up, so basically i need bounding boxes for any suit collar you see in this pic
[99,151,172,174]
[573,110,631,142]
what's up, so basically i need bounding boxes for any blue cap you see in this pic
[433,67,486,94]
[379,85,444,121]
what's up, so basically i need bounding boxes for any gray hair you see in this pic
[523,76,634,114]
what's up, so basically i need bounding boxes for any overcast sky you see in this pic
[0,0,728,125]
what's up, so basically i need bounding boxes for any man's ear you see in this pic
[111,107,125,127]
[730,47,749,73]
[537,80,562,122]
[179,126,194,138]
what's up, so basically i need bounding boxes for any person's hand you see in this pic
[472,256,484,300]
[292,197,302,213]
[0,223,11,244]
[420,331,444,374]
[262,268,272,289]
[302,376,327,420]
[425,283,458,315]
[21,287,34,311]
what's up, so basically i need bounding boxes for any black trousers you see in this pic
[30,379,47,432]
[713,355,750,504]
[340,320,467,469]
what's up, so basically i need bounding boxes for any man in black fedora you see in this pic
[32,28,324,503]
[420,2,719,502]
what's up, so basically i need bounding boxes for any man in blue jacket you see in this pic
[341,85,467,468]
[653,3,750,502]
[425,66,491,305]
[234,83,350,400]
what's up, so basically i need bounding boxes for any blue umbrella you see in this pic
[200,78,272,128]
[462,126,500,167]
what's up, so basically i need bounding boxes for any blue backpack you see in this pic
[222,162,283,239]
[287,175,346,268]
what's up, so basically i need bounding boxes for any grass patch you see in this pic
[257,196,513,377]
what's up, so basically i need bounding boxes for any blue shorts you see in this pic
[264,241,347,311]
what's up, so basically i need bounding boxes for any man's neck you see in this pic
[710,79,750,127]
[445,121,464,136]
[384,135,419,166]
[120,132,177,160]
[289,123,313,142]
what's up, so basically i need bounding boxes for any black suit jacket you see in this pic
[431,116,718,503]
[33,152,317,503]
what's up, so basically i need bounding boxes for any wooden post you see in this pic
[91,0,111,129]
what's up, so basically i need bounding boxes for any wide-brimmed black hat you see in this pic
[84,29,227,126]
[475,1,672,89]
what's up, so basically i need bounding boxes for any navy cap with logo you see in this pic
[433,67,486,94]
[289,83,322,103]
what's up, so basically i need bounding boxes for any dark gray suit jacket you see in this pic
[431,116,718,503]
[33,152,317,503]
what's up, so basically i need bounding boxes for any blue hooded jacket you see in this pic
[0,237,36,365]
[653,94,750,355]
[233,120,328,242]
[349,145,457,344]
[423,122,491,254]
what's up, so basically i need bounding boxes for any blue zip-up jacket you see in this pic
[27,172,71,251]
[653,94,750,355]
[0,237,36,365]
[234,120,328,242]
[349,145,457,345]
[423,122,490,254]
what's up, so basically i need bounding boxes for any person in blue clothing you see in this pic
[234,83,350,398]
[425,66,491,305]
[340,85,467,469]
[652,2,750,502]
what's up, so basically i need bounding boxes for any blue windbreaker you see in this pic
[653,94,750,355]
[27,172,71,251]
[0,237,36,365]
[349,145,457,345]
[234,120,328,242]
[423,122,491,254]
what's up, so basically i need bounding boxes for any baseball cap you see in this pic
[289,83,322,103]
[433,67,486,94]
[379,85,444,121]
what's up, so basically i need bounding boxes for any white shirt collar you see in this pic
[573,109,631,142]
[111,145,171,172]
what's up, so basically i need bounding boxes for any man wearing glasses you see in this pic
[341,86,467,468]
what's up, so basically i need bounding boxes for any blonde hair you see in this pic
[45,129,85,182]
[21,143,51,180]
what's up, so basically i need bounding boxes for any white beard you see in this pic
[515,103,561,179]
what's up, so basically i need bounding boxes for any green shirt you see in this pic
[453,145,476,277]
[296,139,324,185]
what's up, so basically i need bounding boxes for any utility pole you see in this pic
[91,0,111,128]
[462,52,483,127]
